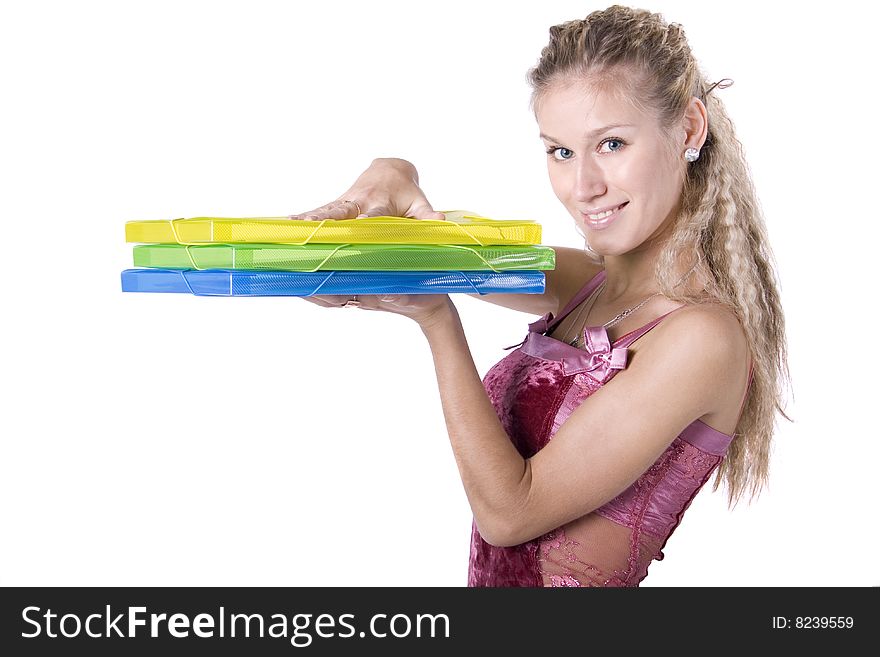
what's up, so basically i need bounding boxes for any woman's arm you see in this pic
[467,246,603,316]
[418,300,749,547]
[292,158,598,317]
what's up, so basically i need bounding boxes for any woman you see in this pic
[294,5,788,586]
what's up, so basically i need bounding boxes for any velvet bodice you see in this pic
[468,271,735,587]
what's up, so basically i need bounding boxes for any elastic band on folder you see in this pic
[448,223,486,246]
[306,243,351,272]
[296,219,328,246]
[168,218,184,244]
[178,270,196,294]
[167,218,208,246]
[459,272,485,295]
[183,245,203,270]
[308,271,336,295]
[444,244,500,272]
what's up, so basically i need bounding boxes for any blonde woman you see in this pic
[295,5,788,586]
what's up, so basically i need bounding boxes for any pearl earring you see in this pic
[684,147,700,163]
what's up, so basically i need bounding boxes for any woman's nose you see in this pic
[574,157,607,201]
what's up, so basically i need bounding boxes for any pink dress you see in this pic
[468,270,737,587]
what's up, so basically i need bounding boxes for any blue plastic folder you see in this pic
[120,268,546,296]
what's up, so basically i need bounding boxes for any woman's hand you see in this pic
[289,157,446,221]
[306,293,456,331]
[292,157,456,329]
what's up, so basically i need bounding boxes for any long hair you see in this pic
[527,5,790,506]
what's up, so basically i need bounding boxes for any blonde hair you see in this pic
[528,5,790,506]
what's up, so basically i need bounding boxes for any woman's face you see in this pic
[536,80,686,257]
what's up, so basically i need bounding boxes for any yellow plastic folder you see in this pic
[124,212,541,246]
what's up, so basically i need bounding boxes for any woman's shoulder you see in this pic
[646,301,748,367]
[640,301,751,431]
[668,300,745,342]
[665,299,742,327]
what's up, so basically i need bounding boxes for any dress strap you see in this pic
[507,270,607,350]
[553,270,607,330]
[612,306,685,349]
[535,270,607,335]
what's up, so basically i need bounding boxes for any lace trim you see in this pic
[537,528,631,587]
[536,440,722,587]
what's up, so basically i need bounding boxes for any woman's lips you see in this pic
[581,202,628,230]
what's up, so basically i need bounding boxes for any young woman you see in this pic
[293,5,788,586]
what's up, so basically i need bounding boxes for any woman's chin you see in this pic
[585,240,624,257]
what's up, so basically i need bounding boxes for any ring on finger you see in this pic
[342,199,362,216]
[342,295,360,308]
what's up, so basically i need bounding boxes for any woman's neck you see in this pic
[601,249,662,302]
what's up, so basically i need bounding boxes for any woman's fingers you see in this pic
[305,293,452,330]
[408,202,446,221]
[355,201,444,220]
[301,296,342,308]
[293,202,442,221]
[288,199,361,221]
[310,294,387,310]
[310,294,389,309]
[289,199,402,221]
[307,293,432,313]
[359,204,404,218]
[288,158,444,222]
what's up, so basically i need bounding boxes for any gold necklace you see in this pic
[569,284,662,348]
[563,281,605,346]
[565,262,698,348]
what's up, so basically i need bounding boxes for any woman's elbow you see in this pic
[475,516,529,548]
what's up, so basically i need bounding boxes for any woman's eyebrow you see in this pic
[539,123,636,143]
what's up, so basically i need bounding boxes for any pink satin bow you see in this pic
[577,325,627,383]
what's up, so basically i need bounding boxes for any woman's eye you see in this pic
[548,147,574,161]
[599,138,625,153]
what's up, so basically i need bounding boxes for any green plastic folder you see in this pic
[132,243,556,272]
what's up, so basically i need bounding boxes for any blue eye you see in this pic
[546,147,574,161]
[599,138,626,153]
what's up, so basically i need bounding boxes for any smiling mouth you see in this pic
[582,202,628,227]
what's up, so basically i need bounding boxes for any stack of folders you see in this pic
[120,211,555,296]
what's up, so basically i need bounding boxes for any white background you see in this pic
[1,0,877,587]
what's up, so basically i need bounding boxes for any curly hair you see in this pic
[527,5,790,506]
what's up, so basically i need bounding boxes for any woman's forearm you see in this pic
[420,300,531,546]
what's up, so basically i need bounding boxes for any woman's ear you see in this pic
[682,96,709,151]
